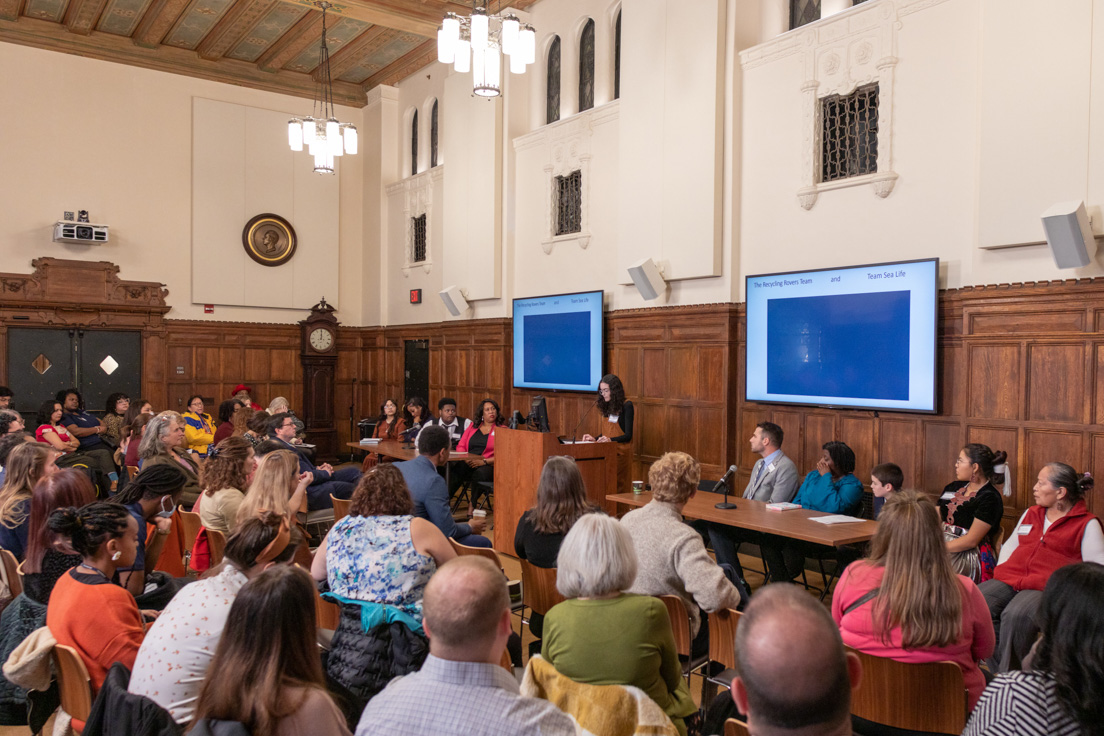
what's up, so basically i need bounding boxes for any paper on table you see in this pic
[811,514,865,525]
[360,438,381,444]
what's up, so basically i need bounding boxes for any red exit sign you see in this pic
[409,289,422,304]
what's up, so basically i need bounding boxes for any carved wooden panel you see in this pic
[968,344,1021,420]
[1024,428,1084,511]
[1026,343,1087,423]
[877,419,920,490]
[840,416,875,483]
[804,414,836,469]
[922,422,962,495]
[967,309,1086,335]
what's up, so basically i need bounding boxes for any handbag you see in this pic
[943,524,982,583]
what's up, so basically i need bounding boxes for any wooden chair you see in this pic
[126,465,139,480]
[706,607,742,690]
[1,548,23,598]
[177,509,202,574]
[723,718,750,736]
[449,537,503,569]
[331,494,352,524]
[519,559,565,619]
[53,644,93,731]
[313,583,341,650]
[658,594,709,683]
[847,647,968,734]
[206,529,227,567]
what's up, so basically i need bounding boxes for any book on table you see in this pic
[765,502,802,512]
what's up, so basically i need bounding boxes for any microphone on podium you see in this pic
[570,399,600,443]
[714,464,739,510]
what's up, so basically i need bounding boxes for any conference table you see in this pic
[345,440,478,485]
[606,491,878,547]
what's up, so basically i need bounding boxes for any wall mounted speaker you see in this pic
[628,257,667,301]
[1042,201,1098,269]
[439,285,469,316]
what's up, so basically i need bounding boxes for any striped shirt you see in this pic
[963,670,1082,736]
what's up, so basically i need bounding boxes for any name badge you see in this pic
[1017,524,1032,536]
[766,463,777,474]
[940,491,957,500]
[608,414,619,423]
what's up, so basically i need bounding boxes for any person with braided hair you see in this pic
[45,501,146,694]
[129,511,303,724]
[112,463,189,608]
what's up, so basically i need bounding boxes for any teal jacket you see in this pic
[792,471,864,515]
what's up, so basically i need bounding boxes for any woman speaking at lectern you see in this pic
[582,374,634,444]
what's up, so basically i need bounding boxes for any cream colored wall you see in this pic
[0,43,366,325]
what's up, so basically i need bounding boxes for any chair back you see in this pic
[0,548,23,598]
[520,559,565,616]
[126,466,139,480]
[313,585,341,631]
[331,495,352,524]
[206,529,227,566]
[499,647,514,675]
[448,538,503,569]
[178,510,202,555]
[53,644,93,725]
[723,718,750,736]
[847,647,968,734]
[707,607,742,670]
[658,594,693,658]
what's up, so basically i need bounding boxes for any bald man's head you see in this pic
[423,556,509,656]
[734,585,858,734]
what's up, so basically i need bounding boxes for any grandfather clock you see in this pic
[300,298,339,460]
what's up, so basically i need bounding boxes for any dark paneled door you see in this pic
[5,328,141,415]
[404,339,429,403]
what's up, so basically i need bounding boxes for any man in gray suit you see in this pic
[708,422,800,582]
[397,425,491,548]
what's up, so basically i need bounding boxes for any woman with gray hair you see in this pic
[266,397,305,438]
[541,514,696,736]
[138,411,201,507]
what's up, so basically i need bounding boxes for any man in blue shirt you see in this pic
[397,426,490,548]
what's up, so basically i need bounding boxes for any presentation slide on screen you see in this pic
[745,260,937,412]
[513,291,603,391]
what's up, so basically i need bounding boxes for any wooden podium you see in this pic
[493,426,630,556]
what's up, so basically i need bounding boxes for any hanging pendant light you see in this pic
[438,2,535,98]
[286,2,356,174]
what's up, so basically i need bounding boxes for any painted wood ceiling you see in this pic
[0,0,536,105]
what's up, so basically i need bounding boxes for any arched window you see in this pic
[578,19,595,112]
[546,36,561,125]
[614,10,621,100]
[430,99,439,168]
[410,109,418,176]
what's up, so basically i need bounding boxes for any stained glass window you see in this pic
[547,36,561,125]
[790,0,820,29]
[820,83,879,182]
[412,214,427,262]
[555,170,582,236]
[579,19,595,112]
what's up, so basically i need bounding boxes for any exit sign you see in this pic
[409,289,422,304]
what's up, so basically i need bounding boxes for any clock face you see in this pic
[309,327,334,352]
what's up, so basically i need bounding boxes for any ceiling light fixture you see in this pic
[437,2,535,97]
[287,1,357,174]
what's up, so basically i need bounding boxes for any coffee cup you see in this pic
[632,480,644,493]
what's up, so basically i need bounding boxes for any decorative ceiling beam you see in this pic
[63,0,109,36]
[0,15,367,105]
[0,0,25,22]
[132,0,191,48]
[363,37,436,90]
[256,8,321,71]
[277,0,437,37]
[315,23,391,81]
[196,0,279,61]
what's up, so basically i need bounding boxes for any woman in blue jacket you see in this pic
[760,441,863,583]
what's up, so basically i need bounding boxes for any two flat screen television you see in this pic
[745,258,939,413]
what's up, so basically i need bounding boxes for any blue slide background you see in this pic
[523,312,591,386]
[766,291,910,400]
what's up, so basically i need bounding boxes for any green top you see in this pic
[542,593,695,733]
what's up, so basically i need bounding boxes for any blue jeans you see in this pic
[455,533,492,548]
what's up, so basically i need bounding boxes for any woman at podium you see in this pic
[582,374,634,444]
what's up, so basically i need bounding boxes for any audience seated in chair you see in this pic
[195,437,255,535]
[939,443,1007,584]
[310,465,454,705]
[129,512,302,724]
[396,425,490,548]
[621,451,746,661]
[0,432,34,487]
[0,410,25,436]
[137,412,201,508]
[57,388,118,487]
[230,384,262,412]
[733,584,862,736]
[101,393,130,449]
[759,441,864,584]
[357,556,575,736]
[978,462,1102,673]
[235,448,309,529]
[831,490,994,711]
[454,398,503,511]
[191,565,351,736]
[542,513,697,736]
[268,413,357,510]
[0,443,59,560]
[211,399,243,447]
[514,455,601,641]
[964,561,1104,736]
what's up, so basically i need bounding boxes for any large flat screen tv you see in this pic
[745,258,938,413]
[513,290,604,392]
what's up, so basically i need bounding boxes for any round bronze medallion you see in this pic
[242,214,297,266]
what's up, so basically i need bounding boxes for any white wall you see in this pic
[0,43,367,324]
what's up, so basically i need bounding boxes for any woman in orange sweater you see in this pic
[45,502,146,693]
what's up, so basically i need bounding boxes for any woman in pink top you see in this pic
[832,490,995,710]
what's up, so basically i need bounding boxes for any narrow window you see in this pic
[820,83,879,182]
[790,0,820,30]
[410,109,419,177]
[412,214,427,262]
[555,170,582,236]
[614,11,621,100]
[546,36,561,125]
[579,19,595,112]
[430,100,439,168]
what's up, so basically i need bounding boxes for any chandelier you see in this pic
[436,2,536,97]
[287,2,357,174]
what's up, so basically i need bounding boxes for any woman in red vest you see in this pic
[979,462,1103,672]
